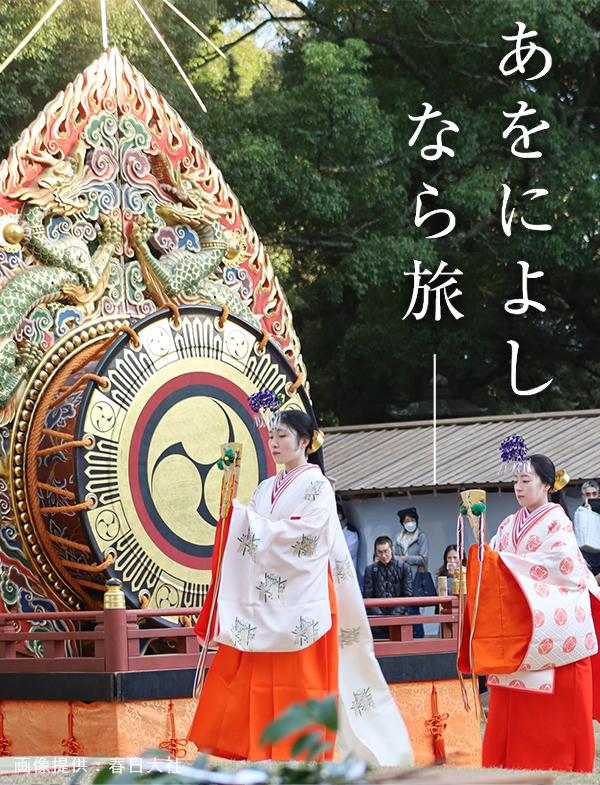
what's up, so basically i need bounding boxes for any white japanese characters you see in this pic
[500,22,554,396]
[405,21,555,397]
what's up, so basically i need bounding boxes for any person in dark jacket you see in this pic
[362,536,413,637]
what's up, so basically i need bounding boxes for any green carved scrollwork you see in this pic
[0,564,19,605]
[84,111,119,156]
[106,258,124,307]
[119,116,151,153]
[126,260,147,306]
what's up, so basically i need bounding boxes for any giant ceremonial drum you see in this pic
[0,49,313,622]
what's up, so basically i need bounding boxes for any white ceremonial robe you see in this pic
[488,502,600,692]
[213,463,414,766]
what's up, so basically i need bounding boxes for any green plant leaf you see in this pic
[260,694,338,747]
[91,767,115,784]
[312,695,338,730]
[290,731,325,758]
[260,702,316,744]
[305,742,332,760]
[91,770,146,784]
[190,754,209,769]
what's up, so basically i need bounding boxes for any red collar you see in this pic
[270,464,318,508]
[512,502,563,547]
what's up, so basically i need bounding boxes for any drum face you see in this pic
[71,305,314,611]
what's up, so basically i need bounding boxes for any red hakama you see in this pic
[188,574,338,760]
[483,658,594,771]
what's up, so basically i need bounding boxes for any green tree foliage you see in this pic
[1,1,599,425]
[201,0,600,424]
[0,0,247,152]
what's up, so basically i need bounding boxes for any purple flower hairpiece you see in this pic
[248,389,284,414]
[499,434,528,464]
[248,389,285,428]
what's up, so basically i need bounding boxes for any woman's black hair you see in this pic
[397,507,419,525]
[276,410,313,455]
[436,543,466,577]
[528,453,570,519]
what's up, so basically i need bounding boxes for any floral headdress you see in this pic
[248,389,285,429]
[499,434,530,476]
[499,434,570,491]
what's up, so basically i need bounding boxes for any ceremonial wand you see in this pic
[193,441,242,698]
[192,390,282,696]
[457,488,487,718]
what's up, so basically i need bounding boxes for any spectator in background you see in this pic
[436,543,465,580]
[338,502,359,573]
[363,536,413,638]
[394,507,429,639]
[579,480,600,507]
[583,480,599,498]
[394,507,429,573]
[574,480,600,576]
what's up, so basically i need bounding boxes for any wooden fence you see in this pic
[0,596,459,672]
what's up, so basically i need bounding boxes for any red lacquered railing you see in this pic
[0,596,459,672]
[364,595,460,655]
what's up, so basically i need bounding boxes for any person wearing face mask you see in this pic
[394,508,429,576]
[573,480,600,577]
[394,507,429,639]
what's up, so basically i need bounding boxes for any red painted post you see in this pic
[103,579,129,672]
[42,639,60,659]
[0,620,16,658]
[400,620,414,641]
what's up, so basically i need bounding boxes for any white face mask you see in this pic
[403,521,417,533]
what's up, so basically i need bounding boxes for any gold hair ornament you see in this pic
[553,470,569,492]
[308,429,324,454]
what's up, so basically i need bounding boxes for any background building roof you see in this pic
[322,410,600,494]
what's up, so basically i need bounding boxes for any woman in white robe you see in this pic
[188,410,413,765]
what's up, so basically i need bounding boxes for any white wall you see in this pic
[342,488,582,581]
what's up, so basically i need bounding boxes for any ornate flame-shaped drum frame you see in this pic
[0,48,313,617]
